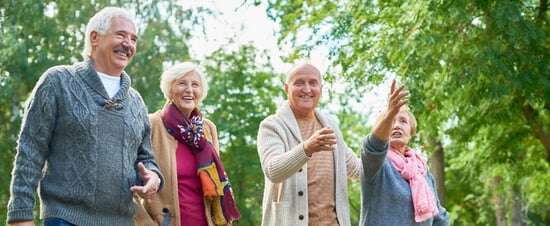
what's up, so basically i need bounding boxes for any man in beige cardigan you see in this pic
[257,63,362,226]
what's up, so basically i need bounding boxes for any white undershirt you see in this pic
[97,72,121,98]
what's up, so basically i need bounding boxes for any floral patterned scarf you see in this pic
[161,103,240,225]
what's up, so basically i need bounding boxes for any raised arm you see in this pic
[361,135,389,180]
[362,80,408,181]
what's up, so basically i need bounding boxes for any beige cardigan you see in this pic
[134,111,224,226]
[256,101,362,226]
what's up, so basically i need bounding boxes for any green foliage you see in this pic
[267,0,550,225]
[202,45,285,225]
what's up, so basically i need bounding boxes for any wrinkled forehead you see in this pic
[286,64,321,83]
[396,110,410,120]
[109,17,137,32]
[173,70,201,83]
[397,109,417,131]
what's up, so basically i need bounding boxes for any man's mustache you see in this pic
[114,44,132,56]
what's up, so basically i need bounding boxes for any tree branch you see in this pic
[538,0,548,24]
[522,102,550,163]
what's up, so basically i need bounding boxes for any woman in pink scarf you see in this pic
[359,80,449,226]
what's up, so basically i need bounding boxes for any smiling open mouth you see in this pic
[114,49,130,58]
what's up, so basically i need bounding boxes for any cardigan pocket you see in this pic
[270,202,290,226]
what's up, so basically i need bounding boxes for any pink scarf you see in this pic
[387,147,439,222]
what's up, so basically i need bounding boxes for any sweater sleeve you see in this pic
[136,101,164,191]
[344,144,362,180]
[257,118,309,183]
[427,172,450,226]
[361,134,388,182]
[333,125,362,180]
[7,71,58,223]
[323,115,362,180]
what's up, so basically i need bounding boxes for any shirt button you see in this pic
[298,191,304,196]
[299,215,304,220]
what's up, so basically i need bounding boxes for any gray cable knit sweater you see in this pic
[360,135,449,226]
[7,59,163,226]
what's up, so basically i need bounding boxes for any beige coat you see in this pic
[134,111,225,226]
[256,101,362,226]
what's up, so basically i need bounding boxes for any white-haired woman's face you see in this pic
[169,71,202,116]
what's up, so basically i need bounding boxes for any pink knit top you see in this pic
[176,142,208,226]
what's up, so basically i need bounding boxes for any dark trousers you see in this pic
[44,218,76,226]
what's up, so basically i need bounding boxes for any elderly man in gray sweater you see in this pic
[7,7,163,226]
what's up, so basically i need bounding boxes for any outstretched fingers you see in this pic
[131,162,160,199]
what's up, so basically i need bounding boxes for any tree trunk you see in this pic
[510,185,527,226]
[491,176,507,226]
[429,140,445,205]
[521,103,550,163]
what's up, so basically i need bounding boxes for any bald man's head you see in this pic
[284,62,323,117]
[286,63,322,84]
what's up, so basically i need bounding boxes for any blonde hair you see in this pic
[160,62,208,103]
[402,107,417,136]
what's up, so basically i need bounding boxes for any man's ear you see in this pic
[283,83,289,94]
[90,31,100,47]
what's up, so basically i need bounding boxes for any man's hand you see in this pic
[130,162,161,199]
[304,127,337,156]
[9,221,34,226]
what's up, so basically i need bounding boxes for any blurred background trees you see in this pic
[1,0,549,225]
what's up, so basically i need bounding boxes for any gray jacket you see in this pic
[7,59,163,226]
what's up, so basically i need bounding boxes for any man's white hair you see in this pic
[81,7,136,59]
[160,62,208,103]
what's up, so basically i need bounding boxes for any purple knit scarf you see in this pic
[161,103,240,223]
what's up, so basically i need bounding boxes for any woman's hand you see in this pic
[372,80,408,141]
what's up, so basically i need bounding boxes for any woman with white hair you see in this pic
[134,62,240,226]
